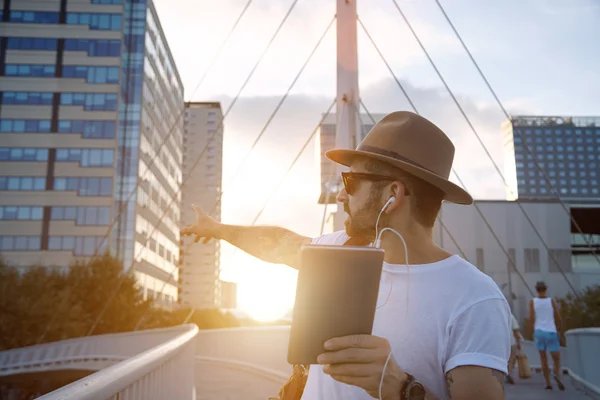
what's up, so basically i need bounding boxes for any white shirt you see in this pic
[533,297,557,332]
[510,314,520,346]
[301,231,511,400]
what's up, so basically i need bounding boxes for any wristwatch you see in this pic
[400,373,426,400]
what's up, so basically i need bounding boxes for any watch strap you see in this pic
[400,373,415,400]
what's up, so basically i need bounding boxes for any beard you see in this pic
[343,191,385,239]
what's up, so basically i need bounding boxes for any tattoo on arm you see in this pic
[220,225,311,269]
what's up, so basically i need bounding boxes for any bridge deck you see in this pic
[194,362,589,400]
[505,372,590,400]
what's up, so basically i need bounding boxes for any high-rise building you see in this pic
[503,116,600,201]
[0,0,184,306]
[317,113,385,204]
[220,280,237,309]
[179,102,223,309]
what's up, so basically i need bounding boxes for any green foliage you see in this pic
[0,254,239,351]
[557,284,600,331]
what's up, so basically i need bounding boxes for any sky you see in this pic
[153,0,600,320]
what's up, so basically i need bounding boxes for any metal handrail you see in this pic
[38,324,198,400]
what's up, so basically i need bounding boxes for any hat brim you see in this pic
[326,149,473,205]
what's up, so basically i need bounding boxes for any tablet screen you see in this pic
[287,245,384,365]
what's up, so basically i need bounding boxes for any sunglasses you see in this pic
[341,172,407,195]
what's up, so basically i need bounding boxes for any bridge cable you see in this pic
[37,0,300,341]
[382,4,580,297]
[358,18,536,297]
[36,0,255,344]
[134,99,337,330]
[86,0,304,336]
[429,0,600,268]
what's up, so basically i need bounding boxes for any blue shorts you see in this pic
[534,329,560,352]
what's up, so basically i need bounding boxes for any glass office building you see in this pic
[503,116,600,272]
[0,0,184,305]
[503,116,600,200]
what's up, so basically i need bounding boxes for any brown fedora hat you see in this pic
[326,111,473,205]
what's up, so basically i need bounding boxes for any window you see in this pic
[0,177,46,191]
[62,66,119,84]
[5,64,55,77]
[48,236,107,256]
[9,11,59,23]
[53,177,112,196]
[548,249,572,273]
[524,248,540,272]
[0,206,43,220]
[0,148,48,162]
[56,149,114,167]
[6,38,57,51]
[0,236,41,251]
[51,207,110,225]
[92,0,124,4]
[64,39,121,57]
[0,119,51,133]
[2,92,53,105]
[60,93,118,111]
[66,13,122,31]
[58,120,116,138]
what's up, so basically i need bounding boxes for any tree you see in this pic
[557,284,600,331]
[0,254,239,351]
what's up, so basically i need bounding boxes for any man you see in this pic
[506,312,521,384]
[529,281,565,391]
[182,111,511,399]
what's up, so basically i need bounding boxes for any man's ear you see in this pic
[384,182,407,214]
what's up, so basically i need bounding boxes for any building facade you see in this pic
[434,200,600,323]
[220,280,237,309]
[179,102,223,309]
[317,112,384,204]
[503,116,600,201]
[0,0,184,306]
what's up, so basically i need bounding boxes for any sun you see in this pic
[221,254,297,322]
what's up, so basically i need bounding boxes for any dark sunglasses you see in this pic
[341,172,408,195]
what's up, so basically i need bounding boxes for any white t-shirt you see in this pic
[510,314,520,346]
[301,231,511,400]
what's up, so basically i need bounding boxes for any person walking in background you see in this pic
[505,312,521,385]
[529,281,565,391]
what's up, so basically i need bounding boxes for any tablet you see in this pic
[287,244,384,365]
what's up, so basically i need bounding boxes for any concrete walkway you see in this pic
[195,360,283,400]
[194,360,590,400]
[505,372,590,400]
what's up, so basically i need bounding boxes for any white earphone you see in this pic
[372,194,410,400]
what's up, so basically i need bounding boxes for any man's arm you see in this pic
[445,366,504,400]
[181,205,312,269]
[219,224,311,269]
[551,298,562,333]
[529,299,536,333]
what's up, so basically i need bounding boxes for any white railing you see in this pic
[0,324,197,377]
[38,324,197,400]
[565,328,600,399]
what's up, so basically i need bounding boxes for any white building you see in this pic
[179,102,224,309]
[434,200,600,323]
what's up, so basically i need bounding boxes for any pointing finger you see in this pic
[202,237,211,244]
[194,235,201,243]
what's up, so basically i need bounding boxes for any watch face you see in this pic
[408,382,426,400]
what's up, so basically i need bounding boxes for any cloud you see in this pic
[207,76,538,239]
